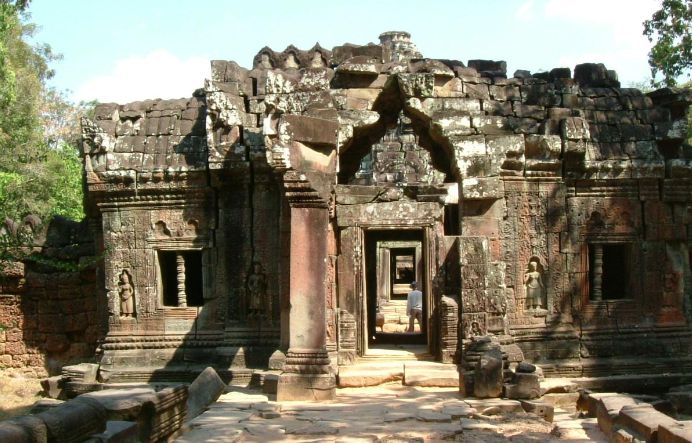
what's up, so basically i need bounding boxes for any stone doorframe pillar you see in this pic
[276,170,336,401]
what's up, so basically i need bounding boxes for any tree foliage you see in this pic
[0,2,88,225]
[643,0,692,87]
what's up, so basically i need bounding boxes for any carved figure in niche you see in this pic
[118,270,135,318]
[488,292,507,314]
[469,321,483,337]
[247,262,268,323]
[524,260,545,310]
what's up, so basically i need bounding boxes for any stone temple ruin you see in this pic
[67,30,692,402]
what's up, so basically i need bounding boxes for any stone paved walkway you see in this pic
[175,385,608,442]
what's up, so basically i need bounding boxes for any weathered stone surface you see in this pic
[36,397,108,443]
[473,348,503,398]
[404,362,459,387]
[596,394,639,436]
[520,400,554,422]
[40,376,66,399]
[574,63,619,87]
[659,421,692,443]
[88,420,140,443]
[505,372,540,399]
[186,367,227,420]
[338,363,403,387]
[0,415,47,443]
[416,410,452,422]
[616,403,678,442]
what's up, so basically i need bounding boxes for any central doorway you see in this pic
[365,229,426,347]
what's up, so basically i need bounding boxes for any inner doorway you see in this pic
[365,229,426,346]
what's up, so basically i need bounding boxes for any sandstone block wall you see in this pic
[0,217,102,376]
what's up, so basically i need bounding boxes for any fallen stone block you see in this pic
[40,375,66,399]
[82,387,156,421]
[62,363,99,383]
[611,427,638,443]
[504,372,540,399]
[520,400,554,422]
[139,385,188,443]
[186,367,226,421]
[616,403,678,443]
[659,421,692,443]
[36,397,108,443]
[64,381,104,399]
[87,420,139,443]
[29,398,64,414]
[0,415,48,443]
[473,348,503,398]
[596,394,639,437]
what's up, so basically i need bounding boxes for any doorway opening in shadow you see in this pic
[365,229,426,346]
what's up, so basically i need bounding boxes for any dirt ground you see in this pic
[0,368,44,420]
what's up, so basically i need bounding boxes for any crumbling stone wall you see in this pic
[0,217,101,376]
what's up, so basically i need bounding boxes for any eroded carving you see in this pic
[118,270,135,318]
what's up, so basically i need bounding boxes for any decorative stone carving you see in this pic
[246,261,269,325]
[439,296,459,363]
[524,259,545,310]
[338,309,357,365]
[69,31,692,392]
[118,270,135,318]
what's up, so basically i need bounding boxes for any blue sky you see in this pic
[29,0,661,104]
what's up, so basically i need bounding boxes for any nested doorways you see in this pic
[364,229,428,347]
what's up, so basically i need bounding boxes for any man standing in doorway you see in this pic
[406,281,423,333]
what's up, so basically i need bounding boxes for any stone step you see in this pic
[403,362,459,387]
[338,361,459,388]
[338,362,404,387]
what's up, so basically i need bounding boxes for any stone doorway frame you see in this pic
[363,227,429,351]
[335,201,444,363]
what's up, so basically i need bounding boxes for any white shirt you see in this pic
[407,289,423,314]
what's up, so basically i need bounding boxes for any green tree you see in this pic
[643,0,692,87]
[0,2,87,225]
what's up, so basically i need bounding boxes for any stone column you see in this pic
[176,252,187,307]
[591,244,603,301]
[277,204,335,401]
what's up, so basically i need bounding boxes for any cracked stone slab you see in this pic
[460,418,499,431]
[284,421,342,435]
[186,410,253,427]
[441,403,476,418]
[416,410,452,422]
[175,427,243,443]
[384,411,417,422]
[465,398,524,415]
